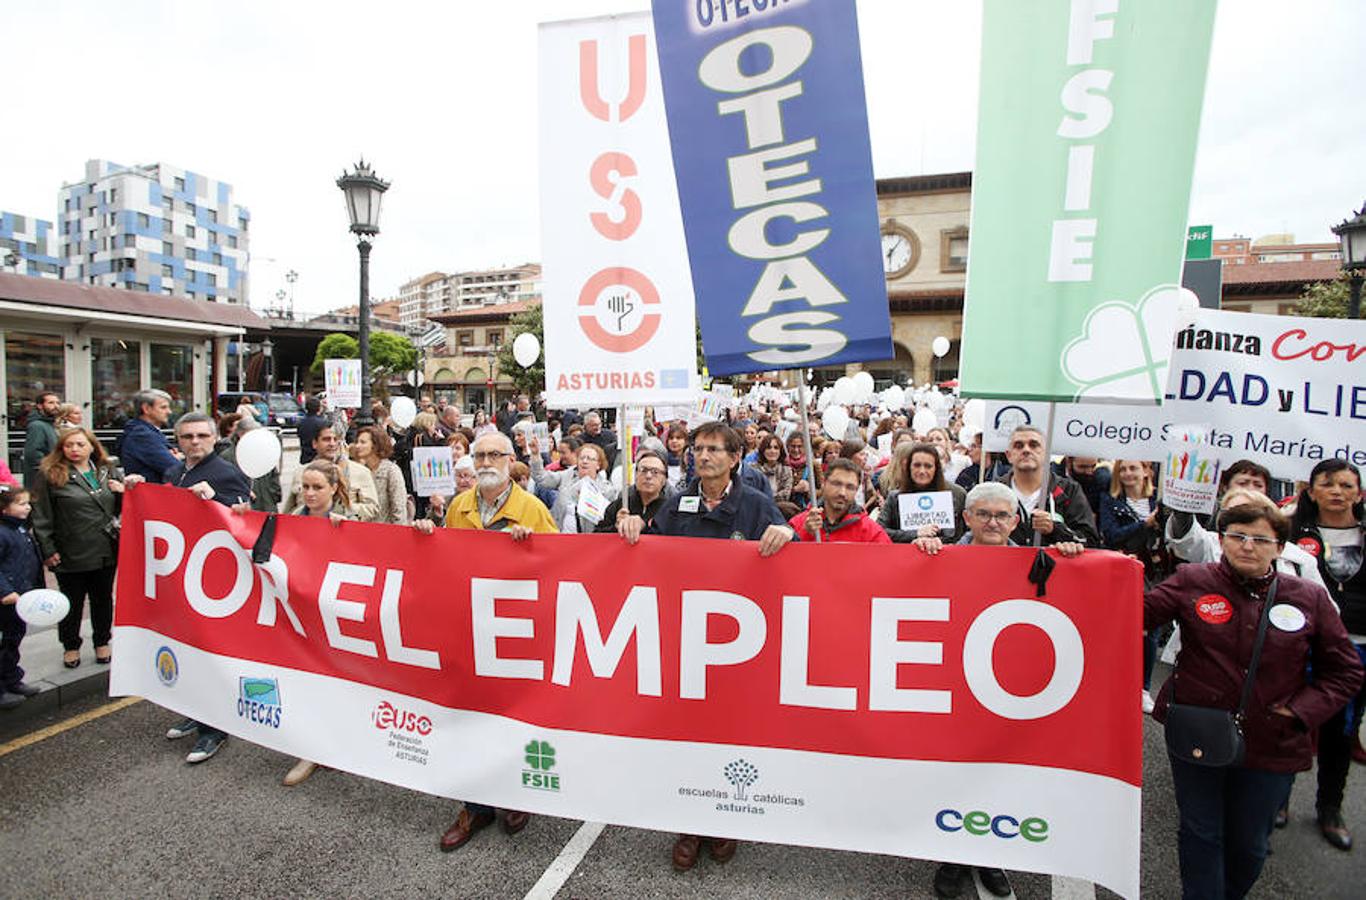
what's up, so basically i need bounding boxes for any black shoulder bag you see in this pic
[1163,578,1277,767]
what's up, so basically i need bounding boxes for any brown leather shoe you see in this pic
[708,837,738,863]
[501,810,531,835]
[672,834,702,871]
[439,807,495,852]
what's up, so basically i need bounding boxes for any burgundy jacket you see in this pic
[1145,559,1363,773]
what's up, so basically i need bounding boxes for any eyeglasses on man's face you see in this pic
[636,466,666,478]
[969,509,1015,524]
[473,450,510,462]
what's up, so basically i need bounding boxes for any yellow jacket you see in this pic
[444,482,558,534]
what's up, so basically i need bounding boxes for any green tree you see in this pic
[495,304,546,397]
[1295,274,1351,319]
[310,332,417,373]
[310,331,417,400]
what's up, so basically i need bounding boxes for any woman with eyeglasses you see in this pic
[1145,500,1362,899]
[596,448,672,534]
[526,436,619,533]
[1288,459,1366,851]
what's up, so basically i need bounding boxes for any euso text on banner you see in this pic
[113,485,1143,898]
[982,308,1366,482]
[540,13,699,408]
[960,0,1217,402]
[650,0,893,377]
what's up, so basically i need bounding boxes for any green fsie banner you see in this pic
[960,0,1217,402]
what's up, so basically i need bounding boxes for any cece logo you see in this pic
[935,809,1049,842]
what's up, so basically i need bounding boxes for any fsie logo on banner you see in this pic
[522,739,561,792]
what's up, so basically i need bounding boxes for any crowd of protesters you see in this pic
[0,384,1361,900]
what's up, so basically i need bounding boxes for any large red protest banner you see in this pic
[112,486,1143,896]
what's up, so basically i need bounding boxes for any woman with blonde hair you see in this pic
[31,428,125,667]
[55,403,82,429]
[279,458,353,786]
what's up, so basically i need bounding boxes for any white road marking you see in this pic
[522,820,606,900]
[1050,875,1097,900]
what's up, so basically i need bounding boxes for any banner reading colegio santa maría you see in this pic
[650,0,893,377]
[540,13,700,408]
[113,486,1143,897]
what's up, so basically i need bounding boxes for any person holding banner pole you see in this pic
[616,421,793,870]
[1289,460,1366,851]
[790,459,888,544]
[996,424,1099,550]
[413,431,556,851]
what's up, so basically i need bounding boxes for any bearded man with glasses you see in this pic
[414,430,556,850]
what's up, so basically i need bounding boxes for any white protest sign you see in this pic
[410,446,456,497]
[540,14,698,408]
[1161,425,1222,515]
[981,308,1366,481]
[897,491,956,535]
[324,359,362,409]
[876,433,893,461]
[575,478,609,525]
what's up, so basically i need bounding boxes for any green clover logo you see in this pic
[525,740,556,771]
[1061,284,1195,401]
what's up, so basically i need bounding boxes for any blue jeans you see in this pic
[1168,754,1293,900]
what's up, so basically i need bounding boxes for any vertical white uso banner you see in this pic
[539,13,700,408]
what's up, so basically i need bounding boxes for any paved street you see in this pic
[1,672,1362,900]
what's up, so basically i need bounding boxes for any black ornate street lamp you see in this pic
[337,159,390,425]
[1331,202,1366,319]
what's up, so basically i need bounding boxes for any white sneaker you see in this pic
[1142,690,1155,714]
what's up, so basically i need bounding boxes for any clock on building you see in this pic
[880,221,919,280]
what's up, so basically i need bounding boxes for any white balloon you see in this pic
[958,426,979,448]
[390,396,417,429]
[831,377,856,405]
[236,427,282,478]
[17,589,69,627]
[962,398,986,431]
[852,371,875,394]
[912,408,938,435]
[881,385,906,411]
[932,336,951,358]
[823,405,850,440]
[512,332,541,368]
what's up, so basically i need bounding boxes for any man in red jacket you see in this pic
[790,459,890,543]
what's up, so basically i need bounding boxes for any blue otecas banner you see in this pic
[651,0,892,377]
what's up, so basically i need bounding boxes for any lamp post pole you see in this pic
[358,238,373,423]
[1332,203,1366,319]
[337,159,390,428]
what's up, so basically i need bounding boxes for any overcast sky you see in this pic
[3,1,1362,316]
